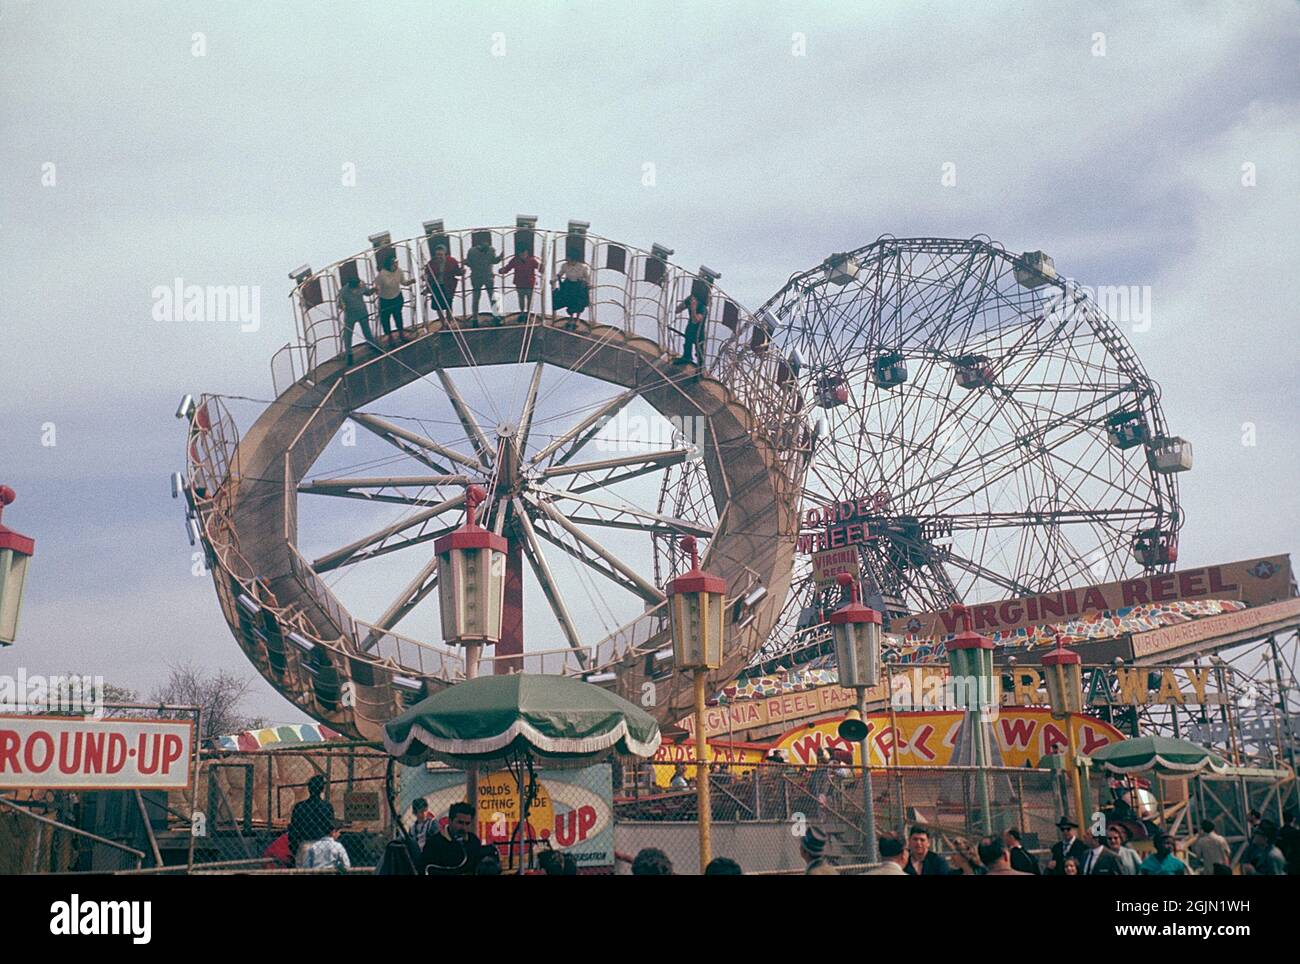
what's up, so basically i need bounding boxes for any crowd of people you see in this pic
[625,810,1300,876]
[272,771,1300,876]
[326,239,710,369]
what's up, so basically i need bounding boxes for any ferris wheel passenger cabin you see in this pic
[1106,408,1150,450]
[823,252,859,286]
[816,373,850,408]
[1132,529,1178,567]
[1147,436,1193,474]
[953,354,994,390]
[870,352,908,389]
[1014,250,1058,288]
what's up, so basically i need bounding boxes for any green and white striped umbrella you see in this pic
[1086,734,1228,776]
[383,673,661,768]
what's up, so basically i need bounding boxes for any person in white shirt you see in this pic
[374,253,412,341]
[304,822,351,872]
[553,259,591,327]
[669,763,689,789]
[410,798,435,852]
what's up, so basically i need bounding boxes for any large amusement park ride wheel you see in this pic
[183,226,805,740]
[663,237,1187,663]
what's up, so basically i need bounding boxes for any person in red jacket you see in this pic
[424,244,462,325]
[499,247,542,317]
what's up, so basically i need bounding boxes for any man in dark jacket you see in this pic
[1003,827,1041,874]
[904,825,951,875]
[1278,811,1300,875]
[288,774,335,867]
[422,802,486,875]
[1048,817,1089,875]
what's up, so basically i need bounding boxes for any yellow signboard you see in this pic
[772,708,1125,768]
[648,741,765,788]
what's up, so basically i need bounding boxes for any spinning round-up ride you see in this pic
[182,225,806,740]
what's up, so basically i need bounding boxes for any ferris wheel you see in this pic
[665,236,1188,661]
[183,224,805,739]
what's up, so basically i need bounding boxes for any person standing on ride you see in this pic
[423,244,461,325]
[673,281,709,367]
[336,276,377,366]
[465,237,503,319]
[499,246,542,317]
[553,257,591,328]
[374,253,411,341]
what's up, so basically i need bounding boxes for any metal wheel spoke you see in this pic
[360,556,440,647]
[529,496,665,604]
[312,494,465,573]
[436,369,495,467]
[351,411,484,474]
[299,475,475,506]
[515,361,545,456]
[530,388,639,467]
[532,484,713,537]
[541,447,692,481]
[511,499,587,662]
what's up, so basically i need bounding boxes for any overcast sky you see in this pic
[1,1,1297,725]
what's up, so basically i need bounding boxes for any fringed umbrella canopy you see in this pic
[383,673,661,768]
[1086,734,1228,776]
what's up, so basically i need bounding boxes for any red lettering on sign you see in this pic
[786,733,822,765]
[1121,578,1148,606]
[1178,570,1206,598]
[1041,723,1068,755]
[875,726,895,763]
[1039,593,1066,619]
[1081,588,1108,612]
[910,725,936,761]
[1207,567,1239,596]
[58,731,84,773]
[106,734,128,774]
[1079,725,1113,756]
[0,730,20,772]
[999,716,1037,750]
[24,732,53,773]
[1149,575,1176,602]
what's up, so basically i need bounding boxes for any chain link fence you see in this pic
[1,743,393,873]
[5,744,1291,875]
[611,760,1072,874]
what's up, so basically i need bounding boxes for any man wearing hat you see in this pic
[801,827,838,875]
[1047,817,1088,875]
